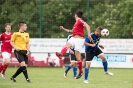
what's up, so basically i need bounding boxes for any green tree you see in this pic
[1,0,40,36]
[0,0,87,38]
[89,0,133,38]
[41,0,87,38]
[0,0,133,38]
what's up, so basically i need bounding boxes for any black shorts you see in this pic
[86,48,103,61]
[81,53,85,60]
[14,50,28,64]
[69,54,77,62]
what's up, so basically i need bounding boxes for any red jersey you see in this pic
[72,18,86,37]
[0,32,13,53]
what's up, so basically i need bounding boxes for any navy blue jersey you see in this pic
[85,32,101,54]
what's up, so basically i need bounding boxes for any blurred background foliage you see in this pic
[0,0,133,38]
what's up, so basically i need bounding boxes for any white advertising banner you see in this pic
[1,38,133,68]
[30,38,66,53]
[99,39,133,54]
[30,38,133,53]
[91,54,133,68]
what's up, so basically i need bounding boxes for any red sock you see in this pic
[77,60,83,73]
[60,47,68,56]
[2,64,8,74]
[0,64,3,72]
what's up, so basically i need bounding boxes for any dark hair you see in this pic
[48,53,51,56]
[75,10,83,18]
[97,26,103,31]
[5,23,11,27]
[19,21,26,27]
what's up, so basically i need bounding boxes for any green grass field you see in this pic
[0,67,132,88]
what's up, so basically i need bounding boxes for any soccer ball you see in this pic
[101,29,109,36]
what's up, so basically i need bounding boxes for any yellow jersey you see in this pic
[11,32,30,50]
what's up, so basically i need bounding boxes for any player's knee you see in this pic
[100,55,106,61]
[86,62,91,68]
[66,42,72,48]
[71,62,75,66]
[86,65,90,68]
[99,55,106,61]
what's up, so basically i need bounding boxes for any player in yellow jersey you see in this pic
[10,22,31,83]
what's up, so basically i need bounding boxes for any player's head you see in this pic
[48,53,51,56]
[75,10,83,19]
[5,23,11,32]
[19,21,27,31]
[94,26,103,36]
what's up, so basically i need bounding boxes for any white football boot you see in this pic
[84,80,89,84]
[105,71,113,76]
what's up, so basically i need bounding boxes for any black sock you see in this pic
[12,67,22,78]
[21,66,29,80]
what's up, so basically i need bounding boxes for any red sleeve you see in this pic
[77,19,85,26]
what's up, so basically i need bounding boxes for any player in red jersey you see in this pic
[56,11,93,79]
[0,23,13,79]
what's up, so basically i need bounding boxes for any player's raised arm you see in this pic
[84,23,93,42]
[59,26,73,33]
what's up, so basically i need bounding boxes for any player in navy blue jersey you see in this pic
[64,35,77,78]
[84,26,113,83]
